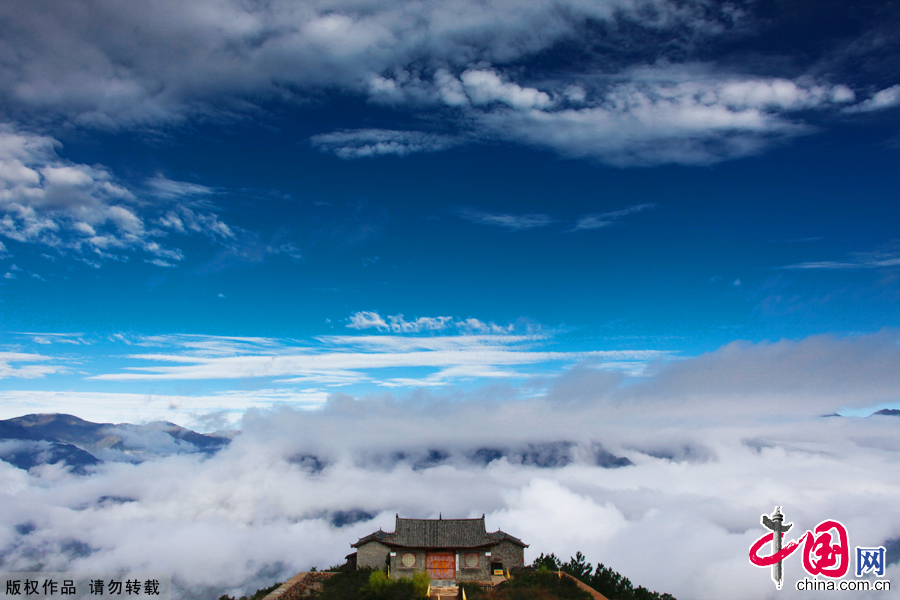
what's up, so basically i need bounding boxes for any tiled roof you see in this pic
[351,529,391,547]
[352,516,527,549]
[392,517,493,548]
[487,530,527,546]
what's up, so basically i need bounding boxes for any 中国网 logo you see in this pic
[749,506,889,592]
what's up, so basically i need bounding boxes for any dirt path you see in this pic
[559,572,611,600]
[261,572,336,600]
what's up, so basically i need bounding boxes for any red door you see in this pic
[425,553,455,579]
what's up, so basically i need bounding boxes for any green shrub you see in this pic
[411,572,430,597]
[218,580,282,600]
[458,582,488,599]
[496,570,592,600]
[364,570,392,595]
[311,567,373,600]
[311,568,427,600]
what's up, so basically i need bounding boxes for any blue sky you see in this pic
[1,0,899,426]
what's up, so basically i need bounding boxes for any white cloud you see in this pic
[381,363,520,388]
[611,332,900,415]
[32,332,862,422]
[89,347,652,383]
[782,247,900,270]
[16,332,87,346]
[159,206,234,240]
[346,313,455,334]
[468,74,838,165]
[0,129,301,270]
[0,352,64,379]
[0,0,880,168]
[0,126,147,253]
[66,324,661,391]
[717,79,841,111]
[136,333,287,357]
[310,129,460,158]
[145,258,177,268]
[460,70,553,110]
[387,315,454,333]
[831,84,856,103]
[145,175,216,200]
[321,333,532,353]
[563,85,586,103]
[572,203,656,231]
[319,69,867,165]
[0,389,327,428]
[346,312,518,336]
[0,126,236,263]
[346,311,390,331]
[435,69,469,107]
[457,209,555,230]
[846,84,900,113]
[0,0,721,127]
[0,0,873,166]
[455,318,515,334]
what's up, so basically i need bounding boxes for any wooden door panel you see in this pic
[425,553,455,579]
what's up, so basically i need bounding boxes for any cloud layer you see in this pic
[4,328,899,427]
[2,1,897,261]
[0,0,733,125]
[1,1,897,166]
[1,332,899,600]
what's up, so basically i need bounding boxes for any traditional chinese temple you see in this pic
[347,515,527,583]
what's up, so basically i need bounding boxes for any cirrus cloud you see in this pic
[457,209,556,230]
[0,352,64,379]
[310,129,461,158]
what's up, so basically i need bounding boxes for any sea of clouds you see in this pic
[1,333,899,600]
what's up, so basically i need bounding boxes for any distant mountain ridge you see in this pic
[872,409,900,417]
[0,413,231,474]
[289,440,634,475]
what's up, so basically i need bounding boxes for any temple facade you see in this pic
[349,515,527,582]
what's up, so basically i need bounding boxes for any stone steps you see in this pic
[428,580,458,599]
[429,585,458,599]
